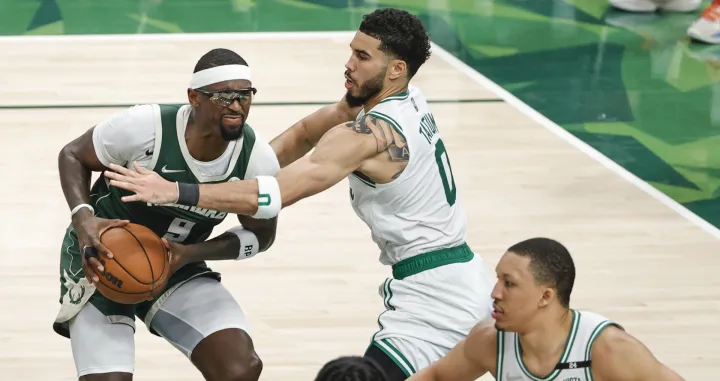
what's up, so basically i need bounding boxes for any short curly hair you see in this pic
[507,238,576,308]
[194,48,248,73]
[359,8,431,78]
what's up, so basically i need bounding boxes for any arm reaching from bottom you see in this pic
[590,326,685,381]
[409,321,496,381]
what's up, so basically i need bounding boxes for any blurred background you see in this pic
[1,1,719,380]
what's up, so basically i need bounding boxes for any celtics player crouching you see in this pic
[406,238,686,381]
[55,49,280,381]
[104,8,495,381]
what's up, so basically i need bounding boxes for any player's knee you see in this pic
[220,352,262,381]
[191,328,262,381]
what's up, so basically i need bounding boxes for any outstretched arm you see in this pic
[103,114,393,216]
[144,139,281,272]
[270,98,361,168]
[591,326,685,381]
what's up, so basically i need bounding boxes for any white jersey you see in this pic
[348,85,467,265]
[496,310,619,381]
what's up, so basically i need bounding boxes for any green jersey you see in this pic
[54,103,279,338]
[90,104,261,243]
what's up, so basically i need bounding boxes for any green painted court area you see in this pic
[2,0,718,229]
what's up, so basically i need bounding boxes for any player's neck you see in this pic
[363,83,408,111]
[185,117,230,162]
[518,308,573,361]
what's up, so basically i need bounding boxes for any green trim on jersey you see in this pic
[369,279,394,345]
[515,310,581,381]
[373,338,417,377]
[584,320,618,381]
[379,90,410,104]
[391,243,473,280]
[383,279,395,311]
[351,171,376,188]
[496,330,505,381]
[368,111,406,138]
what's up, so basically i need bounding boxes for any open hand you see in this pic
[104,162,179,205]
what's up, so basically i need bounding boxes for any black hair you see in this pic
[359,8,431,78]
[314,356,388,381]
[507,238,576,308]
[193,48,248,73]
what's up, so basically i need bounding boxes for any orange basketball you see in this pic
[92,223,170,305]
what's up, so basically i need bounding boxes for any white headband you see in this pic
[190,64,252,89]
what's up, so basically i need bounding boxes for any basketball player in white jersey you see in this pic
[103,8,494,381]
[406,237,686,381]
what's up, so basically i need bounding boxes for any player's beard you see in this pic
[345,69,385,108]
[219,117,244,141]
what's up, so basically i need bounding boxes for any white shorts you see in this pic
[68,277,248,377]
[370,244,494,376]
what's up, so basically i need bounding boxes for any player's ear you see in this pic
[388,59,407,80]
[188,88,201,107]
[538,287,555,308]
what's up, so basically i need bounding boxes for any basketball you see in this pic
[92,223,170,305]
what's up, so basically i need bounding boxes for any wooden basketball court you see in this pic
[0,32,717,380]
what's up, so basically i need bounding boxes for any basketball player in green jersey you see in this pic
[406,238,685,381]
[55,48,282,381]
[105,8,495,381]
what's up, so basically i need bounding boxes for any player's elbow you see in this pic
[58,141,80,171]
[257,224,277,252]
[58,142,73,163]
[58,132,95,172]
[260,235,276,252]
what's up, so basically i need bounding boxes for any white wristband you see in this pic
[71,203,94,217]
[253,176,282,219]
[227,226,260,260]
